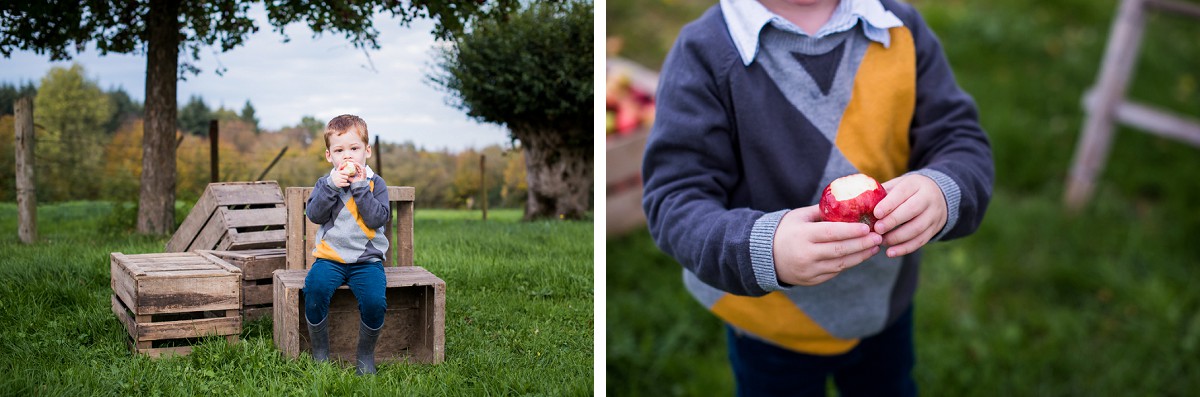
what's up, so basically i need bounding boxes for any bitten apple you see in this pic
[819,173,887,225]
[338,161,358,176]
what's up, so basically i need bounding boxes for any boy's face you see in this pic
[324,128,371,169]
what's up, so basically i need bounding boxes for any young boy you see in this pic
[641,0,994,395]
[304,114,391,375]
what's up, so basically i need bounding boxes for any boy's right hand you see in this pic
[330,165,353,188]
[772,205,883,286]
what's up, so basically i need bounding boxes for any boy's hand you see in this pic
[773,206,882,286]
[872,174,948,258]
[331,162,357,188]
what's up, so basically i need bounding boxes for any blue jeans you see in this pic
[304,259,387,329]
[726,306,917,397]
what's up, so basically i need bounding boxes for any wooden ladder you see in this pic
[1065,0,1200,210]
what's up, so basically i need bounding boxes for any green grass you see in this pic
[0,203,593,396]
[608,0,1200,395]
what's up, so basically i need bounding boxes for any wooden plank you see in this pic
[397,200,415,267]
[286,188,307,271]
[244,283,273,306]
[220,229,287,251]
[111,295,138,340]
[111,255,139,313]
[243,306,272,321]
[166,189,219,252]
[14,96,35,244]
[208,181,285,206]
[196,251,242,275]
[432,282,446,363]
[136,316,241,341]
[221,207,286,228]
[190,213,230,252]
[274,270,302,358]
[136,274,240,315]
[204,249,286,280]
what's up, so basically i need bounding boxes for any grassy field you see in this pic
[608,0,1200,395]
[0,202,593,395]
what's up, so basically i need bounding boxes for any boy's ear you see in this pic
[324,150,333,164]
[365,144,372,159]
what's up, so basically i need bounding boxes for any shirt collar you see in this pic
[720,0,904,66]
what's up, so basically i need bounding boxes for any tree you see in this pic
[34,64,113,201]
[0,81,37,116]
[430,1,593,220]
[105,87,143,133]
[240,100,259,132]
[2,0,519,235]
[178,95,212,136]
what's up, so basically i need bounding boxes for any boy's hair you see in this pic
[324,114,370,148]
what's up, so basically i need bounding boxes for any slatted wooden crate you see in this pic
[201,249,287,320]
[166,181,287,252]
[284,186,415,270]
[110,252,242,357]
[273,266,446,364]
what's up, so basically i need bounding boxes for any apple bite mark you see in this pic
[819,173,888,225]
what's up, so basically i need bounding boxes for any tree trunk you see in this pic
[137,0,181,235]
[517,126,592,221]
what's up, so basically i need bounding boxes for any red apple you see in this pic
[819,173,887,225]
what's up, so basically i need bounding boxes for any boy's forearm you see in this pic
[306,177,339,224]
[350,177,390,229]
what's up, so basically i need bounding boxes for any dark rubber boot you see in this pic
[306,316,329,362]
[355,321,382,375]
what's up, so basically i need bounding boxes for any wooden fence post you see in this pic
[210,120,219,183]
[480,154,487,221]
[14,96,37,244]
[374,135,381,176]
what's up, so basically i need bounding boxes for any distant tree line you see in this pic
[1,64,527,217]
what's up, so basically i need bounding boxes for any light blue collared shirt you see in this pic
[720,0,904,65]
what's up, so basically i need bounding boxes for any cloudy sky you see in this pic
[0,5,512,152]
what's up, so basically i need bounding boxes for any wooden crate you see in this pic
[285,186,415,270]
[110,252,242,357]
[273,266,446,364]
[201,249,287,320]
[166,181,287,252]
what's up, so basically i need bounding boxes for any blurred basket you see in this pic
[606,58,659,236]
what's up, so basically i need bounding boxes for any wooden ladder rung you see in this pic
[1145,0,1200,19]
[1084,90,1200,147]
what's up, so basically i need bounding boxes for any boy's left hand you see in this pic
[872,174,947,258]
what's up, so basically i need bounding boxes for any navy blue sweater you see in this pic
[641,0,993,353]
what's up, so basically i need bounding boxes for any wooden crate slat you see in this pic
[136,315,241,341]
[111,294,138,340]
[190,217,230,253]
[285,188,308,271]
[244,283,273,306]
[203,249,286,280]
[219,229,287,251]
[209,182,285,206]
[244,307,272,321]
[220,207,286,229]
[165,192,221,252]
[135,275,240,315]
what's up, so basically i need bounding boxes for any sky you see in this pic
[0,4,512,152]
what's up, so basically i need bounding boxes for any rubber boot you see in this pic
[355,321,382,375]
[306,316,329,362]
